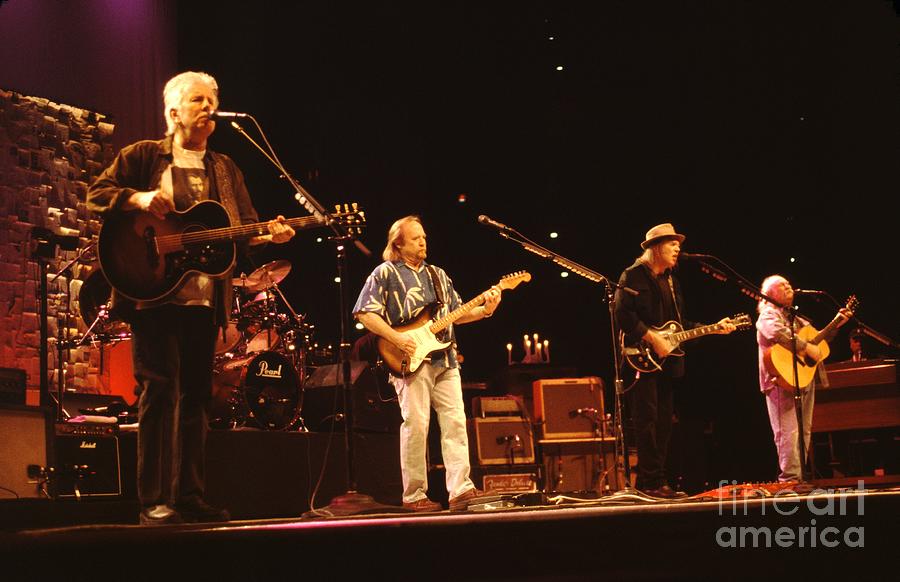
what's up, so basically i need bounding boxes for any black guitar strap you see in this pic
[426,264,450,343]
[666,274,683,324]
[426,264,445,308]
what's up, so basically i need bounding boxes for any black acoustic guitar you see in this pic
[98,200,364,302]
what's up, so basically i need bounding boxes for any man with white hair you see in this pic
[756,275,850,482]
[88,71,295,524]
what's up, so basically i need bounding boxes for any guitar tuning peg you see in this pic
[343,203,349,213]
[334,204,341,213]
[351,202,358,212]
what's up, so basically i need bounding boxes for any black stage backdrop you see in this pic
[3,0,897,483]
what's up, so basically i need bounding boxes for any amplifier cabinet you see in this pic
[0,405,53,499]
[474,465,539,494]
[55,424,121,498]
[471,417,535,465]
[533,377,605,439]
[540,438,618,494]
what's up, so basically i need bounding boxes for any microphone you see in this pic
[210,111,249,120]
[477,215,511,231]
[794,289,825,295]
[679,252,714,260]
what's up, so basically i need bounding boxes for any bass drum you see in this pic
[225,351,301,430]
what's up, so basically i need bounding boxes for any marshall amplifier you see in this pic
[54,423,121,498]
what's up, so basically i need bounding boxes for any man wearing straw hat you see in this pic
[615,223,735,499]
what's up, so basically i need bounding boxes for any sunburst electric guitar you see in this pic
[377,271,531,376]
[622,314,752,373]
[99,200,365,302]
[764,295,859,389]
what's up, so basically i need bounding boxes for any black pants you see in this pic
[130,305,217,507]
[629,373,675,490]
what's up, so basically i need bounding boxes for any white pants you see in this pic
[765,384,815,482]
[391,364,474,503]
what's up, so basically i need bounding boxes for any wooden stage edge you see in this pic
[1,484,897,581]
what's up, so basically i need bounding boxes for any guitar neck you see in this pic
[175,215,325,245]
[671,322,727,344]
[428,292,487,335]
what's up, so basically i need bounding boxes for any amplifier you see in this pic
[533,377,605,439]
[54,425,121,498]
[471,396,524,418]
[0,368,27,405]
[471,417,535,465]
[479,470,538,494]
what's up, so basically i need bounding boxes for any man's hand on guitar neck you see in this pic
[714,316,737,335]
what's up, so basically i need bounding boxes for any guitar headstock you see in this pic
[729,313,753,330]
[845,294,859,315]
[331,203,366,234]
[497,271,532,291]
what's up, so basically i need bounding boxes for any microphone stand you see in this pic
[683,253,812,482]
[226,116,403,515]
[487,222,646,499]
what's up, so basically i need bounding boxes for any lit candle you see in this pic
[525,339,531,361]
[535,341,542,360]
[506,343,513,365]
[543,339,549,362]
[523,334,529,354]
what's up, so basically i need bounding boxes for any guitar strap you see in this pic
[666,274,683,324]
[426,264,445,308]
[426,264,450,343]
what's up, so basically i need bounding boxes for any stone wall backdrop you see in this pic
[0,88,118,407]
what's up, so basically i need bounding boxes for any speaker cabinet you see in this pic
[54,423,121,498]
[302,361,401,433]
[0,368,27,405]
[472,417,535,465]
[473,465,539,494]
[533,377,605,439]
[541,438,617,494]
[0,405,53,499]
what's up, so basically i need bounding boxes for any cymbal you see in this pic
[232,260,292,292]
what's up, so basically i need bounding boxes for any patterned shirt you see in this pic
[353,260,462,368]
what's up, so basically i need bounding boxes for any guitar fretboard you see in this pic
[156,215,326,251]
[429,294,486,335]
[671,322,727,344]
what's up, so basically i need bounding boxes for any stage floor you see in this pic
[2,481,897,581]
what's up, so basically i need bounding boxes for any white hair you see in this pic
[758,274,789,313]
[162,71,219,136]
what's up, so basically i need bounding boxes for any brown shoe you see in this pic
[449,487,485,511]
[402,498,443,512]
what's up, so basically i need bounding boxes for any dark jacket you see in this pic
[615,259,697,378]
[86,136,259,330]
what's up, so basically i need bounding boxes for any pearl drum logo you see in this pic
[255,360,283,379]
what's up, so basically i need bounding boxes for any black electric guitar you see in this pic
[622,314,752,373]
[98,199,365,302]
[377,271,531,377]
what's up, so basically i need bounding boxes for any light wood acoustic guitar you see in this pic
[764,295,858,389]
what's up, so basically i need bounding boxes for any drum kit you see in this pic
[75,260,326,431]
[211,259,319,431]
